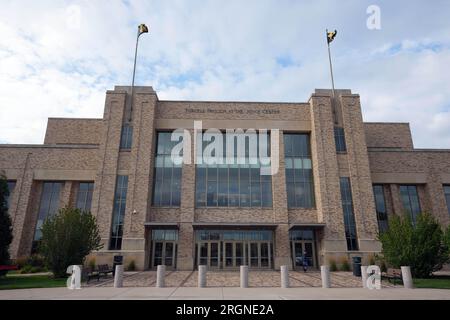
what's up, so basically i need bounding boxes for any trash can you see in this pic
[113,255,123,276]
[352,256,362,277]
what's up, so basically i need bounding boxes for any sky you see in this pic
[0,0,450,148]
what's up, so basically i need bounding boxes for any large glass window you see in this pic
[284,133,315,208]
[152,132,182,207]
[340,177,358,251]
[373,185,389,233]
[195,132,272,208]
[76,182,94,212]
[34,182,62,241]
[6,181,16,210]
[444,185,450,216]
[399,185,421,225]
[120,124,133,150]
[109,175,128,250]
[334,127,347,152]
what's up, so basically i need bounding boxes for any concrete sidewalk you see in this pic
[0,286,449,300]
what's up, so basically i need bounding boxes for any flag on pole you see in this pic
[327,29,337,44]
[138,23,149,36]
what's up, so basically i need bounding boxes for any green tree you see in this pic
[0,174,13,270]
[379,213,449,278]
[39,207,103,278]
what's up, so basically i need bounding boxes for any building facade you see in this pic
[1,86,450,271]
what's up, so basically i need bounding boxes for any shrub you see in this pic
[380,260,387,273]
[379,212,449,278]
[20,265,32,274]
[329,258,338,271]
[0,174,13,269]
[340,257,351,271]
[39,207,103,278]
[28,254,46,268]
[368,254,376,266]
[14,256,29,269]
[87,258,96,270]
[127,260,136,271]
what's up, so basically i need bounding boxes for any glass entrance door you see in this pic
[291,241,316,269]
[223,242,246,268]
[247,242,272,269]
[197,241,221,268]
[152,241,177,268]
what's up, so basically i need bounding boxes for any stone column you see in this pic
[240,265,249,288]
[156,265,166,288]
[114,265,124,288]
[321,265,331,288]
[177,129,196,270]
[401,266,413,289]
[60,181,73,208]
[9,156,35,258]
[361,265,368,288]
[198,265,207,288]
[271,131,291,269]
[280,265,289,288]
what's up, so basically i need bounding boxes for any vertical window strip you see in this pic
[6,181,16,210]
[76,182,94,212]
[334,127,347,152]
[109,175,128,250]
[284,133,315,209]
[372,185,388,233]
[444,185,450,216]
[34,182,62,241]
[340,177,359,251]
[399,185,421,225]
[120,124,133,150]
[152,132,182,207]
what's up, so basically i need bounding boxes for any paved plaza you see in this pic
[83,271,395,288]
[1,271,449,300]
[1,286,449,300]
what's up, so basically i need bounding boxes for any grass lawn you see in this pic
[413,277,450,289]
[0,274,67,290]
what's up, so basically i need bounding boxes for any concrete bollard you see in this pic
[321,265,331,288]
[240,265,249,288]
[114,265,123,288]
[280,265,289,288]
[156,265,166,288]
[361,266,368,288]
[198,265,207,288]
[401,266,414,289]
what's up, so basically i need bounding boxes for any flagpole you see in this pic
[326,29,338,124]
[129,28,141,122]
[327,39,336,100]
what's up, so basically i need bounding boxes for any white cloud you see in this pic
[0,0,449,149]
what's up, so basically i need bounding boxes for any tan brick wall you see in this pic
[44,118,103,145]
[364,122,414,150]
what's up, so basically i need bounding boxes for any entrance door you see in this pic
[247,242,272,269]
[197,241,221,268]
[291,241,316,269]
[152,241,176,268]
[223,242,246,268]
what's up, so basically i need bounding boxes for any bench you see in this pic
[82,266,100,283]
[97,264,113,277]
[382,268,402,285]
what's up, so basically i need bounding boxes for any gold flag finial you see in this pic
[327,29,337,44]
[138,24,149,36]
